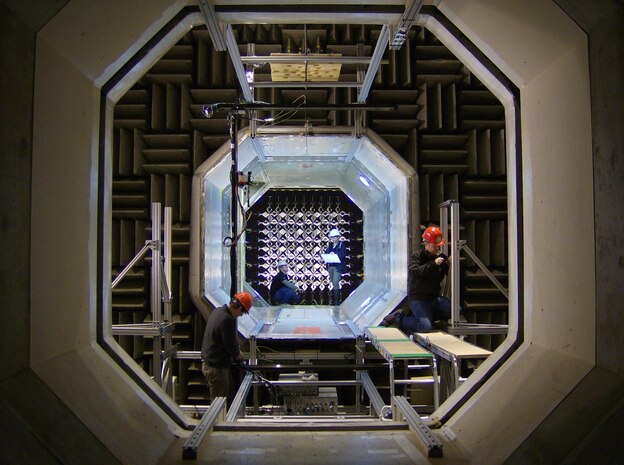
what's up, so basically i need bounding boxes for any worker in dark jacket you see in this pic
[270,260,300,305]
[382,226,454,332]
[201,292,253,404]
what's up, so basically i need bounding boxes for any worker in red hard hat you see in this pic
[200,291,253,404]
[382,226,457,332]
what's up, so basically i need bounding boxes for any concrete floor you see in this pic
[159,430,469,465]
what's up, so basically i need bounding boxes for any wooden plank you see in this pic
[416,331,491,358]
[365,326,408,342]
[377,340,432,359]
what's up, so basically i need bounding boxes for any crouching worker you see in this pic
[270,260,300,305]
[201,292,252,405]
[382,226,457,333]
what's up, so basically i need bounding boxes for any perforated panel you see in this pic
[246,188,363,305]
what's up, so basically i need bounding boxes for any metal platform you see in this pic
[251,305,359,340]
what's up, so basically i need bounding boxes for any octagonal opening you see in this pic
[97,5,526,428]
[191,130,415,337]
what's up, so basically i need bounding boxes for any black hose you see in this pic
[235,363,280,405]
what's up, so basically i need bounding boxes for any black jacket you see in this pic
[270,271,288,297]
[201,305,240,368]
[408,247,449,300]
[325,240,347,273]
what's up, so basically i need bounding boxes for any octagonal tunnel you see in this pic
[23,2,600,463]
[189,128,416,340]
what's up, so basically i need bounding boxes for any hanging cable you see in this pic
[223,182,252,247]
[235,362,280,406]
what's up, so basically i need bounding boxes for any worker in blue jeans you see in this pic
[382,226,457,332]
[324,228,347,305]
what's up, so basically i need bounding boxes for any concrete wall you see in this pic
[0,1,120,463]
[505,1,624,463]
[29,2,194,464]
[436,2,594,463]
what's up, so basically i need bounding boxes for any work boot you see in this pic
[380,310,400,327]
[434,319,449,332]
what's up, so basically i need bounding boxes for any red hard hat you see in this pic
[233,292,253,311]
[422,226,445,246]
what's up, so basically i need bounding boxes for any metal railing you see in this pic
[440,200,509,334]
[111,202,177,394]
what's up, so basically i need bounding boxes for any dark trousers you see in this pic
[273,287,300,305]
[328,267,342,304]
[396,296,454,333]
[201,362,231,402]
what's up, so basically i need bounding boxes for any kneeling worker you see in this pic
[270,260,300,305]
[201,292,253,405]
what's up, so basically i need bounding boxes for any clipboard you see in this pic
[320,253,341,264]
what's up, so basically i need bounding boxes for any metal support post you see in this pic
[162,206,173,395]
[359,371,385,418]
[226,373,254,422]
[111,241,156,289]
[182,397,227,460]
[389,359,395,402]
[249,320,264,365]
[432,356,440,410]
[151,203,162,385]
[393,396,443,458]
[450,201,461,326]
[389,0,424,50]
[354,41,366,136]
[225,25,254,102]
[439,200,461,326]
[451,355,460,392]
[198,0,226,51]
[462,243,509,299]
[354,109,362,137]
[249,320,264,413]
[439,199,510,334]
[111,322,173,336]
[111,203,178,395]
[229,113,240,296]
[439,203,449,258]
[355,336,365,414]
[247,42,257,138]
[357,25,389,103]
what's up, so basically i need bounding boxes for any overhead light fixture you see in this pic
[389,0,424,50]
[390,27,409,48]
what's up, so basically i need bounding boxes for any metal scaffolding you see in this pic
[111,203,176,394]
[439,200,509,335]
